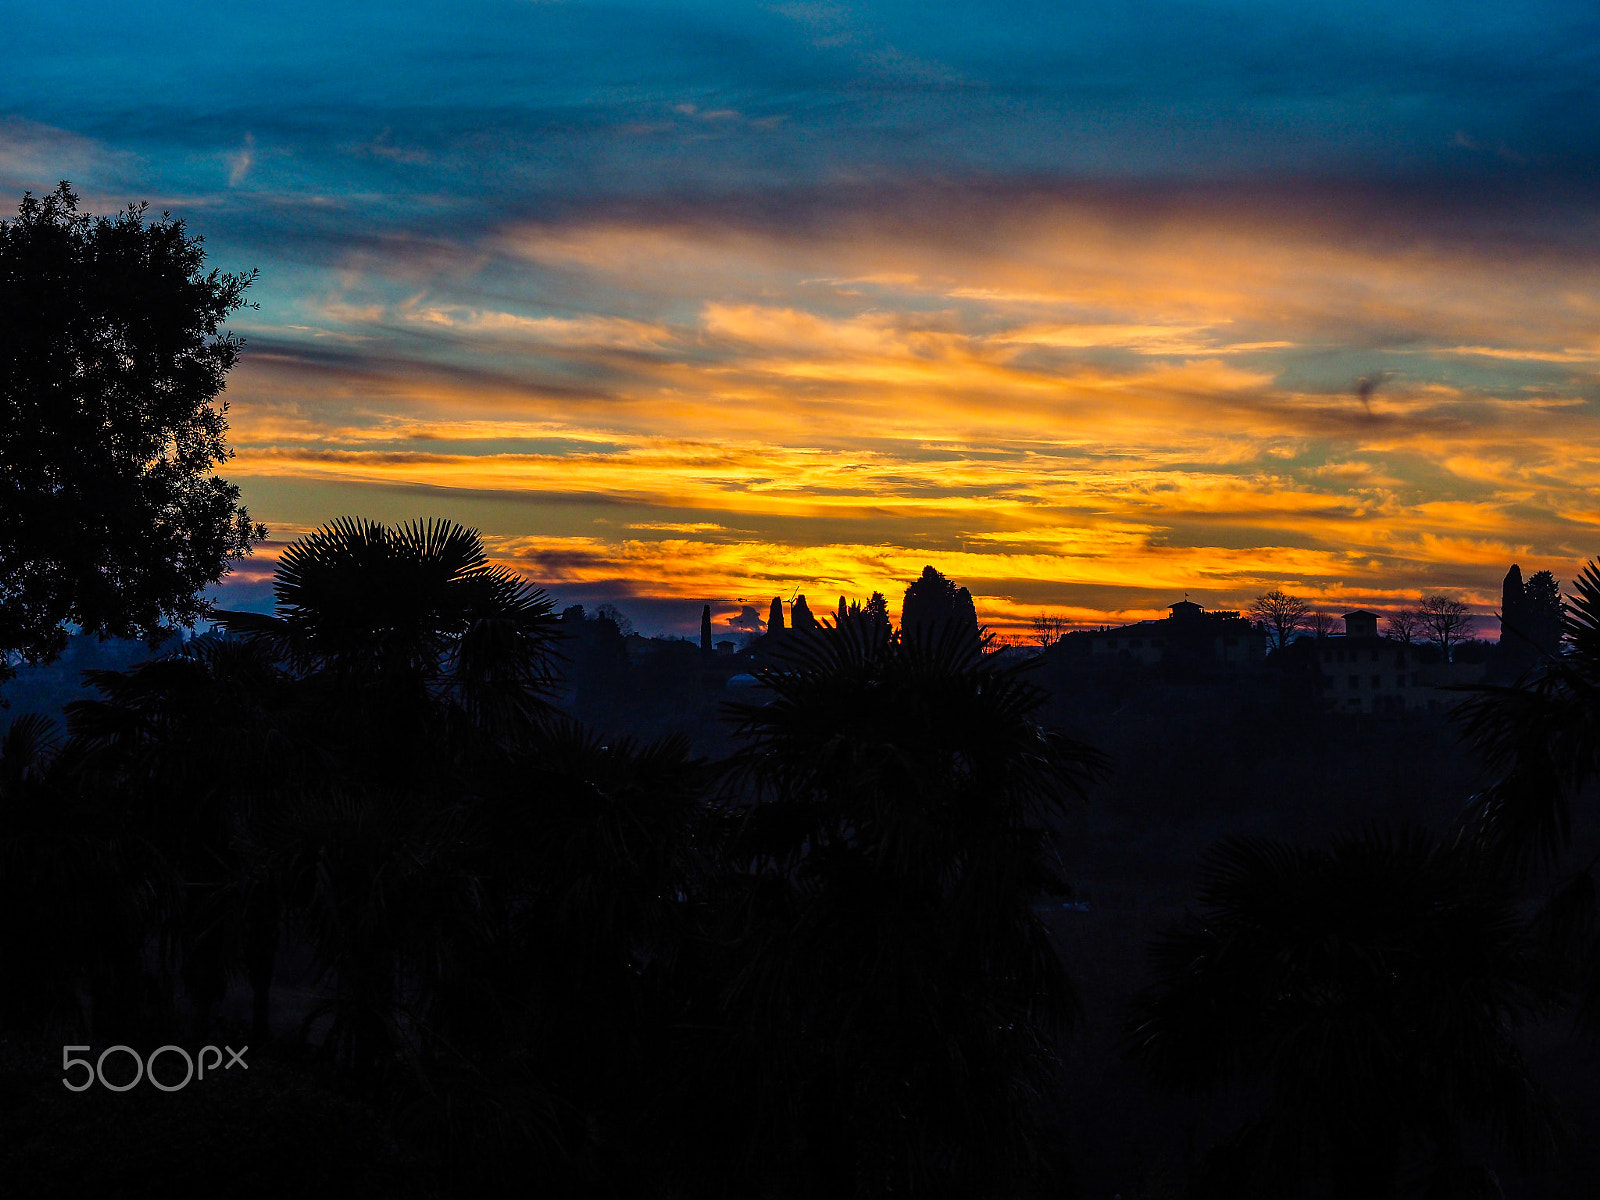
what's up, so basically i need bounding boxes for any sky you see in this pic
[6,0,1600,638]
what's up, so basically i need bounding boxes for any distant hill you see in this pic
[1,632,181,730]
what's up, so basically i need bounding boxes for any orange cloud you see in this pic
[218,191,1600,634]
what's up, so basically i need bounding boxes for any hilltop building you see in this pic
[1316,609,1484,713]
[1080,599,1265,669]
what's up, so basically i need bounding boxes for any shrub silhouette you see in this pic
[1127,827,1557,1198]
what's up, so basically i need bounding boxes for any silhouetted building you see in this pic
[1317,609,1484,713]
[1082,600,1264,670]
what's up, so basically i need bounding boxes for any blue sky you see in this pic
[7,0,1600,635]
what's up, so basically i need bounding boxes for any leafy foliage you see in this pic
[216,517,559,738]
[900,565,980,646]
[0,182,263,678]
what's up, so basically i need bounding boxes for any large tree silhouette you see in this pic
[900,566,980,646]
[1249,588,1310,652]
[1452,559,1600,1048]
[1419,593,1476,662]
[0,183,264,682]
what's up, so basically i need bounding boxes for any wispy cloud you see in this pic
[13,0,1600,634]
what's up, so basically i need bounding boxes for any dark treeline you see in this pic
[1,520,1108,1198]
[6,184,1600,1197]
[5,525,1600,1197]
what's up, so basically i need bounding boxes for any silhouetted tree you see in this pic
[1308,609,1339,639]
[1249,589,1310,651]
[1387,607,1422,645]
[833,591,892,647]
[900,566,979,647]
[1524,570,1563,657]
[1033,613,1070,649]
[1493,566,1562,681]
[1501,564,1527,641]
[595,602,634,638]
[790,594,818,632]
[216,518,558,740]
[1128,828,1558,1197]
[1442,561,1600,1119]
[1419,594,1475,663]
[198,519,564,1083]
[701,604,713,654]
[723,622,1104,1194]
[768,596,786,634]
[862,591,890,637]
[0,182,264,685]
[1456,558,1600,936]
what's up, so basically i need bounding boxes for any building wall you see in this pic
[1089,627,1167,665]
[1085,623,1266,667]
[1317,638,1485,713]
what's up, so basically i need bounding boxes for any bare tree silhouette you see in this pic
[1250,589,1311,652]
[1419,594,1475,662]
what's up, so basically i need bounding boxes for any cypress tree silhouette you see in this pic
[1504,564,1527,634]
[790,594,818,632]
[701,604,713,654]
[768,596,785,634]
[1491,565,1533,682]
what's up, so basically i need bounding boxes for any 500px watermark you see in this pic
[61,1044,247,1092]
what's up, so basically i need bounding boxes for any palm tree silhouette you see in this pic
[195,521,557,1072]
[721,619,1105,1195]
[1452,558,1600,1038]
[217,517,559,743]
[1126,827,1558,1198]
[1453,560,1600,872]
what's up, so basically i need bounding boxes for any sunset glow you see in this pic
[9,1,1599,635]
